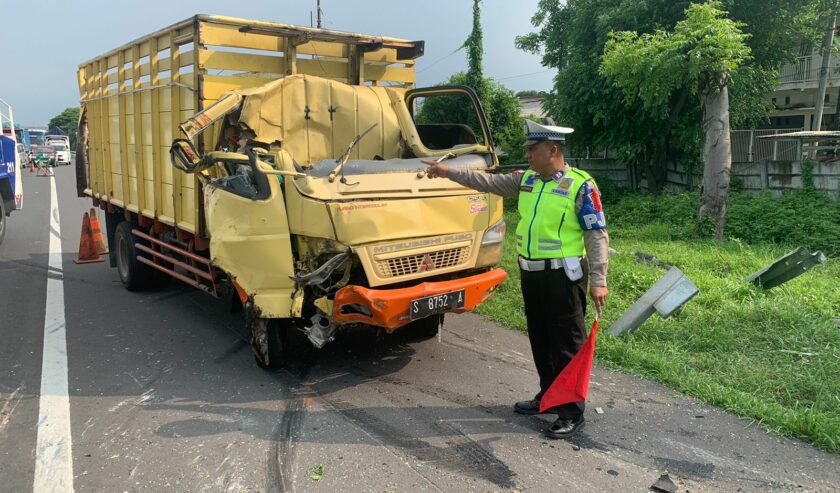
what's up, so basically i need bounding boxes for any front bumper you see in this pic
[332,268,507,330]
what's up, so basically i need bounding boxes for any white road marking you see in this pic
[33,175,74,492]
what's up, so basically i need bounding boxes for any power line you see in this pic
[494,69,553,81]
[417,45,466,74]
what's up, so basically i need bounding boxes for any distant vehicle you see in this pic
[31,145,56,167]
[16,143,29,168]
[28,128,46,146]
[17,128,30,151]
[46,134,70,148]
[1,98,24,245]
[51,143,71,165]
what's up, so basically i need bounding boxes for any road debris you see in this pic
[745,247,826,289]
[307,464,325,481]
[609,267,699,336]
[595,407,605,414]
[650,473,677,493]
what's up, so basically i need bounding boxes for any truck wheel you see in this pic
[407,314,443,339]
[0,199,6,245]
[114,221,152,291]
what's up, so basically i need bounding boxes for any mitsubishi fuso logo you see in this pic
[417,254,435,273]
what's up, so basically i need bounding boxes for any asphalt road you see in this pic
[1,165,839,492]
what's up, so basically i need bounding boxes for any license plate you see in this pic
[409,290,466,321]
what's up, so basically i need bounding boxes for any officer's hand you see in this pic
[421,160,449,179]
[590,285,608,318]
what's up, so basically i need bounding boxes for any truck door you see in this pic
[201,152,297,319]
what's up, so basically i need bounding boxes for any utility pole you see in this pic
[813,12,836,133]
[317,0,322,28]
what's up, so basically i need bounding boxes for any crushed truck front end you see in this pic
[186,74,507,352]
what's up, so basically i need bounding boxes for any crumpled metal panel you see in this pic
[204,177,296,318]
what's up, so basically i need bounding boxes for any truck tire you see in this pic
[114,221,153,291]
[265,320,291,368]
[407,313,443,339]
[250,316,291,369]
[0,199,6,246]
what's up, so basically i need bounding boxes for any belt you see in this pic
[518,256,565,272]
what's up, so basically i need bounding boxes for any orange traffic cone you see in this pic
[89,208,109,255]
[74,212,105,264]
[30,158,35,173]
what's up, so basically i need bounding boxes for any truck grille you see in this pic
[379,246,471,278]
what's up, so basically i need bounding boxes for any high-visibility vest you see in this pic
[515,167,592,259]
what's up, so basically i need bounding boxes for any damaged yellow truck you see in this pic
[76,15,506,367]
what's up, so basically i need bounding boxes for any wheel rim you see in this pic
[117,235,129,281]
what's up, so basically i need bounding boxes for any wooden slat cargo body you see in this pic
[77,14,421,236]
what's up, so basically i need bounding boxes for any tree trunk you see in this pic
[696,82,732,240]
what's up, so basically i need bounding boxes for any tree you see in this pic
[516,0,823,194]
[48,107,81,149]
[602,2,751,239]
[515,90,549,97]
[464,0,491,119]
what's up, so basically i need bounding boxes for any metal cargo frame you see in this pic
[78,14,422,236]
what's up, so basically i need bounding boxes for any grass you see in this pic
[475,194,840,453]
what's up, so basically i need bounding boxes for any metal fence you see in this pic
[731,129,802,162]
[575,158,840,198]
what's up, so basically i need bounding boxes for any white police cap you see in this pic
[524,120,574,146]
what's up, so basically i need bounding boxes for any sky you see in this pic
[0,0,555,127]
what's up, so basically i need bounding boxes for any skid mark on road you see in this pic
[326,396,517,489]
[0,386,24,430]
[268,397,305,493]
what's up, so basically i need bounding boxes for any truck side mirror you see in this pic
[169,139,202,173]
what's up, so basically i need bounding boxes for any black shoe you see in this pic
[544,416,585,439]
[514,398,542,415]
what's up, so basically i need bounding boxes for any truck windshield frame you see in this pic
[405,85,495,152]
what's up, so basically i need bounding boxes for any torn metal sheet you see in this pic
[292,252,350,286]
[609,267,699,337]
[745,247,827,289]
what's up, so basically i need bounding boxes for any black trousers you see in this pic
[520,261,588,420]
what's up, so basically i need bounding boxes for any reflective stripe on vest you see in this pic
[515,168,590,259]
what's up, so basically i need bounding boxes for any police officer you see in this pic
[422,120,609,439]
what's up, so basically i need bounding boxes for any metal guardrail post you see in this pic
[609,267,699,337]
[745,247,827,289]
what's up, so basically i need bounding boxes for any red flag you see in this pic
[539,318,600,413]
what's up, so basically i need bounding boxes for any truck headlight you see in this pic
[475,219,506,267]
[481,219,506,246]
